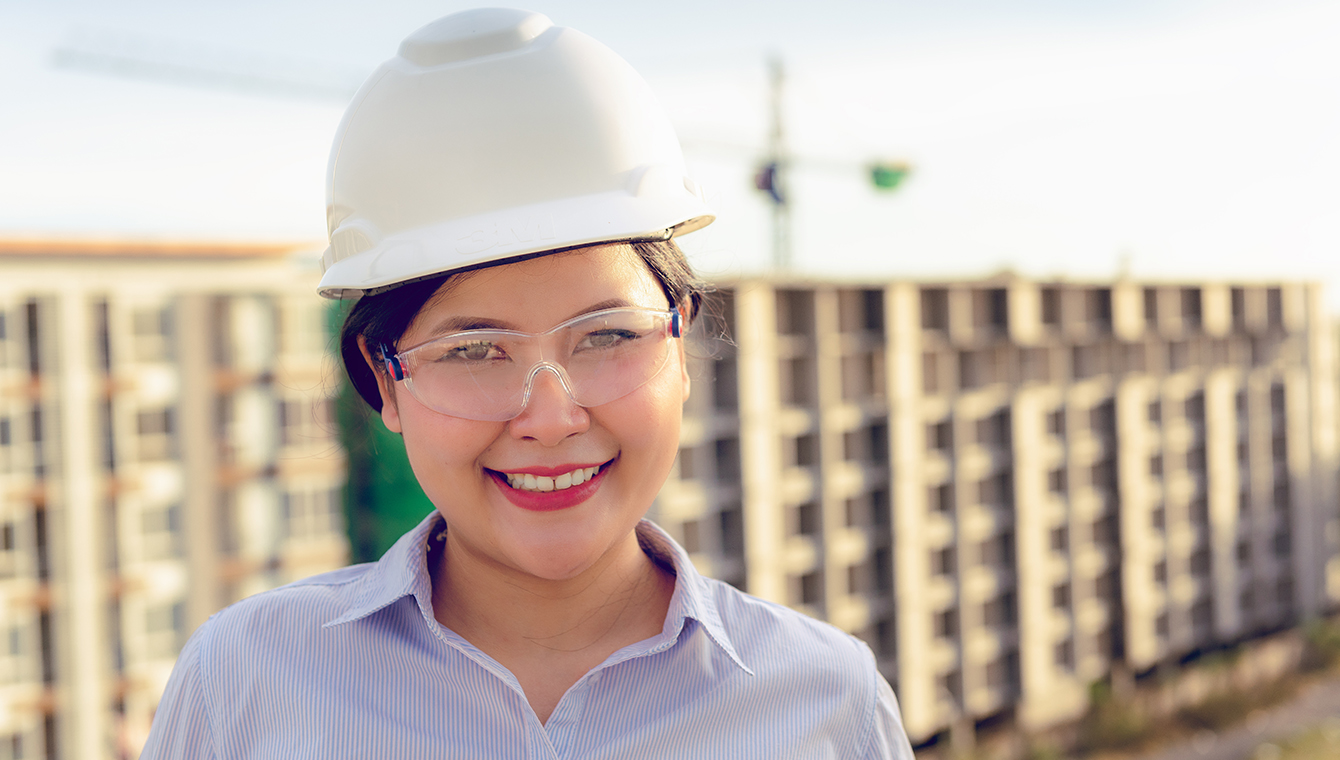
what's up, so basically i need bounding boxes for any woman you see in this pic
[143,9,913,758]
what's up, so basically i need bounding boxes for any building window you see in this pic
[937,669,962,706]
[977,531,1015,566]
[971,289,1008,330]
[1048,468,1066,494]
[1052,582,1071,610]
[931,546,956,577]
[714,438,741,480]
[136,407,177,461]
[976,471,1013,510]
[975,409,1010,448]
[1089,401,1116,437]
[921,289,949,331]
[1054,638,1075,670]
[1041,287,1061,326]
[1047,408,1065,438]
[1190,548,1211,576]
[279,398,334,447]
[794,571,823,606]
[922,351,942,395]
[1012,346,1044,384]
[986,651,1020,693]
[1050,526,1069,554]
[278,301,329,359]
[789,502,821,537]
[680,519,701,554]
[934,608,958,639]
[929,483,953,514]
[281,486,342,541]
[141,504,182,560]
[145,601,186,658]
[1086,289,1113,328]
[784,434,819,468]
[984,592,1017,627]
[927,420,951,451]
[1181,288,1202,329]
[1266,288,1283,329]
[131,304,174,362]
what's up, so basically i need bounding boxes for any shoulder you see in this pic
[704,577,875,670]
[699,579,913,758]
[187,562,382,666]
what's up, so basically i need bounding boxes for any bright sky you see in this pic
[4,1,1339,303]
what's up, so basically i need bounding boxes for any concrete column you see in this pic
[55,287,108,760]
[176,294,221,630]
[1284,364,1318,618]
[736,283,786,603]
[1202,285,1231,338]
[1303,286,1338,609]
[1117,377,1157,669]
[1012,387,1051,728]
[887,283,935,740]
[1008,280,1040,346]
[1205,369,1241,638]
[1112,281,1144,342]
[812,287,841,620]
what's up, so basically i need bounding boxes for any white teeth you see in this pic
[505,466,602,492]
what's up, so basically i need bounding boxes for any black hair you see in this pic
[339,239,706,412]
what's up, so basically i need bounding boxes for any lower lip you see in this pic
[488,465,608,512]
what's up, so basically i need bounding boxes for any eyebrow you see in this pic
[425,298,635,337]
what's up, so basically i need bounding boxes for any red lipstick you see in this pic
[487,462,609,512]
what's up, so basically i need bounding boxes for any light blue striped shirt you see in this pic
[142,513,914,758]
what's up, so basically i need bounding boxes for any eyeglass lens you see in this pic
[398,308,674,421]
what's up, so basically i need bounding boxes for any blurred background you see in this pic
[3,1,1340,758]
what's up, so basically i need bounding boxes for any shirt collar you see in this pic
[324,512,754,676]
[634,520,754,675]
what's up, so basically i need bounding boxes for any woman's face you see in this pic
[373,244,689,582]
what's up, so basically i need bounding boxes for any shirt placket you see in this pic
[543,668,604,759]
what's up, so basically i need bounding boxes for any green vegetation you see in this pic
[1175,680,1296,733]
[328,301,436,563]
[1076,681,1149,753]
[1301,618,1340,671]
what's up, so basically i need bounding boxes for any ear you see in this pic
[358,336,403,434]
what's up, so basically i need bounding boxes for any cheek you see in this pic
[396,400,502,483]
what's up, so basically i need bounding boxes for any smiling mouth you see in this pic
[497,463,607,493]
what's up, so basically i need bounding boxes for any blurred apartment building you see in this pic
[654,275,1338,745]
[0,240,347,760]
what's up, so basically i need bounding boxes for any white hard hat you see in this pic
[317,8,714,299]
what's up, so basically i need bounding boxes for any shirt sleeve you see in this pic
[139,623,216,760]
[862,669,916,760]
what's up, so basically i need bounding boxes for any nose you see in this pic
[508,364,589,445]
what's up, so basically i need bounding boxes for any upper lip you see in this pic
[488,461,610,477]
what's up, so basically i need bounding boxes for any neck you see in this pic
[430,525,674,661]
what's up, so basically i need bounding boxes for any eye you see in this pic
[444,340,507,362]
[576,329,641,351]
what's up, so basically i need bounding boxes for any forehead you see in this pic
[409,244,667,335]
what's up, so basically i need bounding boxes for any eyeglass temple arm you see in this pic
[379,343,405,381]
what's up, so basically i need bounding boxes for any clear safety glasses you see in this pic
[380,307,682,421]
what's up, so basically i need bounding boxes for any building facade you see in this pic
[653,275,1339,744]
[0,240,347,760]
